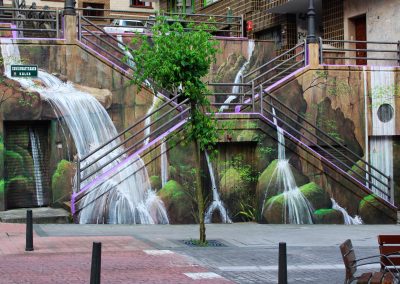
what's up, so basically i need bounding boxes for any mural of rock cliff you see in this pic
[0,37,399,225]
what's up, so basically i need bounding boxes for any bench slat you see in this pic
[357,272,372,284]
[369,272,384,284]
[378,235,400,245]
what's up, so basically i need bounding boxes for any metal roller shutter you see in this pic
[4,121,50,209]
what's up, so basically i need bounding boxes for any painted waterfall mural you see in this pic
[0,37,398,224]
[1,39,168,224]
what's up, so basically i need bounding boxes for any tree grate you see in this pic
[179,239,228,247]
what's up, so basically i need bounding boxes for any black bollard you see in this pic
[278,242,287,284]
[90,242,102,284]
[25,210,34,251]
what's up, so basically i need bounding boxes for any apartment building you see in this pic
[160,0,400,54]
[3,0,160,16]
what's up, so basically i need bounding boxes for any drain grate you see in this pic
[179,239,228,247]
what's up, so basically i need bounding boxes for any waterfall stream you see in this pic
[261,108,314,224]
[1,38,168,224]
[204,150,231,223]
[331,198,362,225]
[219,40,255,112]
[29,128,45,206]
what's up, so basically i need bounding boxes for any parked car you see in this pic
[104,19,146,34]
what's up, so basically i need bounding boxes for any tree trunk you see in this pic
[194,138,206,244]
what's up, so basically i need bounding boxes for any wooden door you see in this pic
[354,16,367,65]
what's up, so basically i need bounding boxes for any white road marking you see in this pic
[218,264,381,271]
[184,272,223,280]
[143,249,173,255]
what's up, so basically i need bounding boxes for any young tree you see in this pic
[129,17,220,243]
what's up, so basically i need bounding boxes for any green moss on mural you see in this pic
[150,175,162,190]
[263,194,285,223]
[13,145,34,178]
[256,159,309,205]
[51,160,75,205]
[159,180,184,200]
[299,182,331,210]
[220,168,242,194]
[7,128,29,149]
[314,208,344,224]
[5,150,25,177]
[0,140,4,176]
[159,179,193,223]
[359,194,393,224]
[237,130,259,142]
[6,175,29,192]
[0,179,4,194]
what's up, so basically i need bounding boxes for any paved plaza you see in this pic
[1,222,400,283]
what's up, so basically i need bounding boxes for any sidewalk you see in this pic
[1,222,400,283]
[0,223,231,283]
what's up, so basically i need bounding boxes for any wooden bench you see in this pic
[378,235,400,273]
[340,239,397,284]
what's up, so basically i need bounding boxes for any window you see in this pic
[83,3,104,17]
[130,0,152,8]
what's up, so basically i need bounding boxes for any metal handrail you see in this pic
[320,38,400,65]
[80,97,189,174]
[74,124,187,213]
[252,53,305,86]
[80,107,190,183]
[322,39,399,45]
[244,41,306,81]
[80,93,184,162]
[76,8,242,37]
[264,98,390,191]
[80,16,134,54]
[262,103,391,199]
[0,7,61,38]
[265,93,390,181]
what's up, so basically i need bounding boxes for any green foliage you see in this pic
[304,70,354,97]
[314,208,333,215]
[129,16,220,152]
[222,155,258,184]
[51,160,75,204]
[18,92,38,107]
[159,180,184,200]
[258,146,275,156]
[235,201,257,222]
[0,179,4,194]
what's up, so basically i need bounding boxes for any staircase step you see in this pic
[0,207,71,224]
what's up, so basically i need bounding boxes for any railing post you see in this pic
[389,176,394,204]
[259,84,263,116]
[240,14,244,37]
[251,80,255,112]
[397,40,400,66]
[76,158,81,192]
[77,13,81,41]
[319,37,323,64]
[56,8,60,39]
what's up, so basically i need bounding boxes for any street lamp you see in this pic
[306,0,317,43]
[64,0,76,15]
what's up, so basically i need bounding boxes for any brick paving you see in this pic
[0,224,231,284]
[2,223,400,283]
